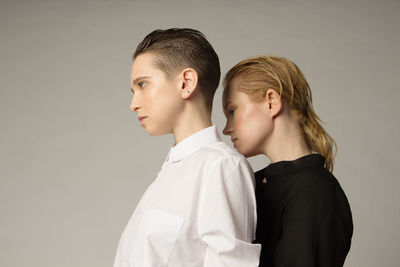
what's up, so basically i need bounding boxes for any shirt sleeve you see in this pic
[197,156,261,267]
[273,178,353,267]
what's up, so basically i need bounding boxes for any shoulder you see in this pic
[285,167,351,212]
[294,167,341,192]
[198,141,250,168]
[290,168,353,235]
[196,141,254,184]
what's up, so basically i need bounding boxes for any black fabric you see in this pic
[254,154,353,267]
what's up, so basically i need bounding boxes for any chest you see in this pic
[136,159,210,219]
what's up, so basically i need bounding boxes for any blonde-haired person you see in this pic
[222,55,353,267]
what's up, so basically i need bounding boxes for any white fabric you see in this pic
[113,126,261,267]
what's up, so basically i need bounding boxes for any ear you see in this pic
[179,68,198,99]
[265,88,282,118]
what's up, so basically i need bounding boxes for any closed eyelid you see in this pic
[226,103,236,111]
[224,107,235,118]
[225,99,238,108]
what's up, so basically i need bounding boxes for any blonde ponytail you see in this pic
[223,55,337,171]
[297,105,337,172]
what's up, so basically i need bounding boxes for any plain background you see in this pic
[1,0,399,266]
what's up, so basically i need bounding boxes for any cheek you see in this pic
[236,106,265,135]
[239,117,268,140]
[235,107,272,155]
[147,90,181,128]
[143,89,165,114]
[140,91,152,112]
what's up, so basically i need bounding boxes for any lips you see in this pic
[138,116,147,123]
[231,137,238,143]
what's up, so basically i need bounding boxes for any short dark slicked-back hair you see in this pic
[134,28,220,111]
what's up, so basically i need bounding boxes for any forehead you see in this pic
[224,77,246,103]
[131,53,161,79]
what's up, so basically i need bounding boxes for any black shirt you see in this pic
[254,154,353,267]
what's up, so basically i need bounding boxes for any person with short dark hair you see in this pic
[113,28,261,267]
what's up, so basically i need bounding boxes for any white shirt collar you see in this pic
[166,125,221,163]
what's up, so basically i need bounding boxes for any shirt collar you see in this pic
[256,153,325,183]
[165,125,221,163]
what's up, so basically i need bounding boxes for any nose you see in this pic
[129,94,140,112]
[223,120,233,136]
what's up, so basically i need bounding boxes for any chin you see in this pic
[238,147,258,158]
[145,126,170,136]
[146,129,165,136]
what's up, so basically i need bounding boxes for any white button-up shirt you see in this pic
[113,126,261,267]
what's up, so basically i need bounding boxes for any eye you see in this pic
[228,109,235,116]
[138,81,147,88]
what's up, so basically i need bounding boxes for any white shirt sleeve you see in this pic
[197,157,261,267]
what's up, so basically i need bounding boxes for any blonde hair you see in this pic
[223,55,337,171]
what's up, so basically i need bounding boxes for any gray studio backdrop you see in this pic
[1,0,399,266]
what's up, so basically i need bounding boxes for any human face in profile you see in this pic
[130,53,183,136]
[223,78,273,157]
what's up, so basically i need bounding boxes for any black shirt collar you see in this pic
[256,154,325,182]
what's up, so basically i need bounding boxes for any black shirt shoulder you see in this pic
[255,154,353,267]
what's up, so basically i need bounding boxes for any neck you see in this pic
[172,104,212,144]
[263,114,311,163]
